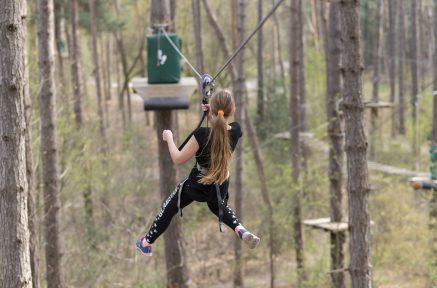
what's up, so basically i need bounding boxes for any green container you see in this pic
[430,144,437,180]
[147,33,181,84]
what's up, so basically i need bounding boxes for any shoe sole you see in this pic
[242,233,260,249]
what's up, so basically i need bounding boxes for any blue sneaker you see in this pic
[136,236,152,256]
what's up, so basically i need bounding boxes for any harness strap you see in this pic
[176,178,189,218]
[215,183,225,233]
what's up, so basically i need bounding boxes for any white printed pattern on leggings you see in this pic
[146,182,182,242]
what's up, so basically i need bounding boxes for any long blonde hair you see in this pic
[198,90,236,185]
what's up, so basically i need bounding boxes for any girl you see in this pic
[136,90,260,256]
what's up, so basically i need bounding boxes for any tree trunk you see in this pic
[290,0,306,286]
[150,2,190,286]
[370,0,383,159]
[233,2,246,286]
[192,0,205,106]
[418,0,426,89]
[411,0,419,161]
[114,0,132,125]
[340,1,372,287]
[23,1,39,285]
[54,0,68,107]
[116,50,126,128]
[0,1,32,287]
[99,34,109,127]
[326,2,345,288]
[89,0,107,148]
[430,1,437,285]
[320,0,329,59]
[106,33,113,101]
[155,111,189,288]
[202,0,237,81]
[362,0,372,67]
[398,0,406,135]
[71,0,84,128]
[257,0,264,124]
[244,108,275,288]
[37,0,65,287]
[299,0,308,174]
[388,0,397,137]
[170,0,176,31]
[272,0,286,89]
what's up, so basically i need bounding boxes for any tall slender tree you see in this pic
[233,2,246,286]
[150,1,190,287]
[114,0,132,125]
[290,0,306,286]
[192,0,205,106]
[243,108,276,288]
[0,1,32,287]
[54,0,67,102]
[37,0,65,287]
[429,1,437,285]
[89,0,107,147]
[340,0,372,287]
[326,2,345,287]
[23,2,39,286]
[71,0,84,128]
[370,0,383,159]
[398,0,406,135]
[388,0,397,137]
[257,0,264,124]
[411,0,419,161]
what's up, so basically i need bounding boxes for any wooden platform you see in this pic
[303,217,375,233]
[130,77,197,98]
[364,101,395,109]
[302,218,348,233]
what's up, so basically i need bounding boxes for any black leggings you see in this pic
[145,175,241,244]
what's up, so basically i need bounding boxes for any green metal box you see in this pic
[147,33,181,84]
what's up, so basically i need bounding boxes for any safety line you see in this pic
[160,27,203,80]
[212,0,286,82]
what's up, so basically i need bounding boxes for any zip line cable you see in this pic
[159,0,286,85]
[159,27,203,80]
[211,0,286,82]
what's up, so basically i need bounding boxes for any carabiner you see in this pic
[201,74,215,104]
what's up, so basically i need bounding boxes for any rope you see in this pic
[160,27,203,80]
[212,0,286,81]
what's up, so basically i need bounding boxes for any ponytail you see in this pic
[198,111,232,185]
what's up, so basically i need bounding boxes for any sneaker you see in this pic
[136,236,152,256]
[238,229,260,249]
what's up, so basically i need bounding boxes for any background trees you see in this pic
[2,0,437,287]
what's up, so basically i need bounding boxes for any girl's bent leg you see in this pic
[143,186,193,244]
[206,201,260,249]
[206,201,241,231]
